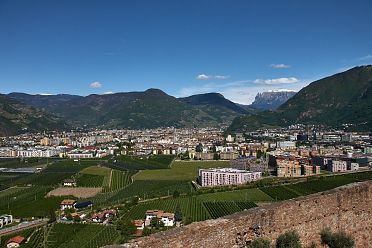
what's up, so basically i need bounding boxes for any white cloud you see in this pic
[196,74,211,80]
[254,77,299,85]
[90,81,103,88]
[103,91,114,94]
[196,74,230,80]
[214,75,230,80]
[358,54,372,61]
[270,63,290,68]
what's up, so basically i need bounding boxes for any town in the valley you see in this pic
[0,125,371,247]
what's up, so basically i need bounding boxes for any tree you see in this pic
[174,203,183,222]
[248,238,271,248]
[130,196,139,205]
[48,208,56,223]
[195,143,203,152]
[118,219,137,236]
[150,217,160,229]
[173,190,180,198]
[143,226,151,236]
[184,216,192,225]
[276,230,302,248]
[66,213,73,221]
[320,228,354,248]
[73,215,81,222]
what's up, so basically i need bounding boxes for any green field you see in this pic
[133,160,229,181]
[13,172,74,187]
[0,186,65,218]
[107,155,175,171]
[46,223,119,248]
[76,174,104,187]
[104,180,194,204]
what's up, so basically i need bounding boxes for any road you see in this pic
[0,218,48,236]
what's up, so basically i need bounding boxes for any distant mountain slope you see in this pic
[7,93,83,111]
[178,93,253,123]
[9,89,248,129]
[0,94,68,136]
[251,90,296,110]
[228,65,372,132]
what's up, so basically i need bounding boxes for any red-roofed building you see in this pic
[7,236,25,248]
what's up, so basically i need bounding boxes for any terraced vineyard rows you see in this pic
[110,170,132,190]
[260,185,300,201]
[76,174,104,187]
[121,197,210,222]
[106,180,193,203]
[0,186,64,217]
[203,201,257,219]
[47,223,119,248]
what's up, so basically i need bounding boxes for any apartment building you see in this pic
[198,168,261,187]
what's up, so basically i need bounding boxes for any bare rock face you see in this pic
[105,181,372,248]
[251,90,296,110]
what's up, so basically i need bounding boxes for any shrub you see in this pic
[276,230,302,248]
[248,238,271,248]
[320,228,354,248]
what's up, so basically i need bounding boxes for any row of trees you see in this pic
[249,229,354,248]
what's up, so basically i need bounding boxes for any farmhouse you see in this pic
[145,210,175,227]
[133,219,145,230]
[63,179,76,187]
[60,199,76,210]
[6,236,25,248]
[0,214,13,228]
[92,209,117,223]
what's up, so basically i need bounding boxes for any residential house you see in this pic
[0,214,12,228]
[60,199,76,210]
[7,236,25,248]
[63,179,76,187]
[145,210,175,227]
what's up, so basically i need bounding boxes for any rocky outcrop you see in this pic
[107,180,372,248]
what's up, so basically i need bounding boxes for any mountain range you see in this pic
[250,90,296,110]
[228,65,372,132]
[0,94,68,136]
[2,89,253,135]
[1,65,371,136]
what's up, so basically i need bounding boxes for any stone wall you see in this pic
[112,181,372,248]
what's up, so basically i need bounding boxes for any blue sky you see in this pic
[0,0,371,104]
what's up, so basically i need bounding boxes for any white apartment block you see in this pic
[198,168,261,187]
[17,148,60,158]
[0,214,13,228]
[328,160,347,172]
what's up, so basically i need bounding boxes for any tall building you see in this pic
[198,168,261,187]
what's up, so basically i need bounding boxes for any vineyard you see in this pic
[46,223,119,248]
[197,188,273,202]
[76,174,104,187]
[0,227,37,248]
[44,161,91,173]
[120,197,210,222]
[0,186,64,217]
[106,180,194,203]
[203,201,257,219]
[121,196,258,223]
[133,160,230,181]
[107,155,175,171]
[13,172,74,187]
[110,170,132,190]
